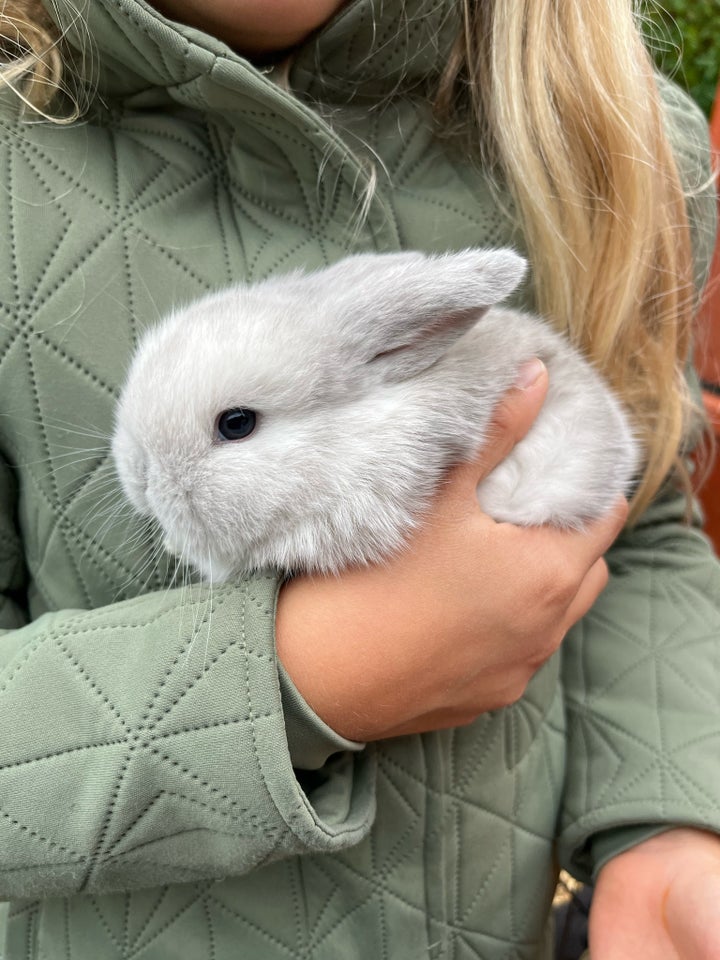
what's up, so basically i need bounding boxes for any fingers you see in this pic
[527,500,626,632]
[562,556,610,629]
[512,497,627,596]
[560,497,629,568]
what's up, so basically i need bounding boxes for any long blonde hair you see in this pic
[1,0,702,517]
[438,1,698,519]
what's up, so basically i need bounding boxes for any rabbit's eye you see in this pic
[216,408,257,441]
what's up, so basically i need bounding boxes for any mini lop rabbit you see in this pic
[113,250,639,581]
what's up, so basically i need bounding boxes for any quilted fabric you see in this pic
[0,1,718,957]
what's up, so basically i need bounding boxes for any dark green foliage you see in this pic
[641,1,719,117]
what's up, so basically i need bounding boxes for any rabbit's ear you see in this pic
[331,248,527,382]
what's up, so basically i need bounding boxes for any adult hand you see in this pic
[590,828,720,959]
[276,359,628,741]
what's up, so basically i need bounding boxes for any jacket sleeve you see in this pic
[0,457,375,901]
[558,485,720,881]
[558,78,720,881]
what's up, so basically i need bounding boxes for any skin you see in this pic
[148,0,350,54]
[148,1,720,954]
[277,363,624,741]
[590,828,720,959]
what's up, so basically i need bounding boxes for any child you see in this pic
[0,1,718,957]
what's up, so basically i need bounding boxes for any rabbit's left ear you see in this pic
[329,248,527,382]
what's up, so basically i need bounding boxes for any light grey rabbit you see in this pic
[112,249,639,580]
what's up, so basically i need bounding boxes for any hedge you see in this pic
[641,1,719,117]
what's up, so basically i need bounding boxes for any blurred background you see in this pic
[642,0,719,117]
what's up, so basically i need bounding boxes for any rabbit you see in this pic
[112,249,640,581]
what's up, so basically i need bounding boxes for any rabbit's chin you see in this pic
[193,556,235,584]
[160,532,234,584]
[188,555,237,584]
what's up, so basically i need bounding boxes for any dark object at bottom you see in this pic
[554,882,592,960]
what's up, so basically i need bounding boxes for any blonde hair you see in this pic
[436,0,698,518]
[2,0,702,517]
[0,0,86,119]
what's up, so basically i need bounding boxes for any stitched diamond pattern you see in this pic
[0,92,566,960]
[1,5,719,957]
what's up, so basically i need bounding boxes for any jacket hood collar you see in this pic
[46,0,459,105]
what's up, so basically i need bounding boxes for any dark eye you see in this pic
[216,408,257,441]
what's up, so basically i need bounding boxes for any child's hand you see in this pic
[276,360,628,741]
[590,828,720,959]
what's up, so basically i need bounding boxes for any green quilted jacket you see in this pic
[1,1,719,957]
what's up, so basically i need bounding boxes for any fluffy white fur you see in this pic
[112,250,640,579]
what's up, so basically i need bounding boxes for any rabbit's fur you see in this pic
[113,249,639,580]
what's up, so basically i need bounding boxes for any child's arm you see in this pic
[558,479,720,885]
[0,365,622,900]
[277,366,626,741]
[0,453,375,900]
[557,72,720,897]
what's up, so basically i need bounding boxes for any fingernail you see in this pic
[514,358,545,389]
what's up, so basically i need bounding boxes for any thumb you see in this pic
[450,358,549,498]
